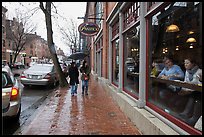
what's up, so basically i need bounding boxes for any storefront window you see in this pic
[96,37,103,77]
[123,25,140,97]
[123,2,140,30]
[95,2,103,28]
[148,2,202,133]
[112,21,119,38]
[112,38,119,85]
[147,2,157,11]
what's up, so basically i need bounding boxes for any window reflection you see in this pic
[112,38,119,85]
[124,25,140,96]
[148,2,202,130]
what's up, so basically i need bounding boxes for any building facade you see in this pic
[2,6,51,66]
[84,2,202,135]
[2,6,8,61]
[23,33,51,64]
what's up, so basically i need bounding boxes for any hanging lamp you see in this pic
[166,24,180,32]
[186,37,196,43]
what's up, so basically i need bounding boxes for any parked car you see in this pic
[2,66,22,121]
[11,62,25,69]
[29,61,37,67]
[126,62,135,73]
[125,57,135,64]
[20,63,59,87]
[126,62,139,79]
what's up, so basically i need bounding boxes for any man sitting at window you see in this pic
[157,56,184,108]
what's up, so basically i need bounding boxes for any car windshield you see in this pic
[28,64,53,72]
[126,63,134,66]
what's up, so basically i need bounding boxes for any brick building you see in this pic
[2,6,8,62]
[83,2,202,135]
[2,6,51,65]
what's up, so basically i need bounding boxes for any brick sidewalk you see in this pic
[16,74,142,135]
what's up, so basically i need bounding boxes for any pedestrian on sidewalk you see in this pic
[80,60,91,95]
[68,62,79,96]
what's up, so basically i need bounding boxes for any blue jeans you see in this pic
[82,80,88,93]
[71,84,78,95]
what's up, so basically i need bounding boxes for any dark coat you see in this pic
[68,66,79,85]
[80,65,91,80]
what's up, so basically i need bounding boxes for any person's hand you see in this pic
[160,75,168,80]
[197,72,202,82]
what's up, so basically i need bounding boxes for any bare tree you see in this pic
[59,18,80,54]
[9,9,37,64]
[39,2,68,87]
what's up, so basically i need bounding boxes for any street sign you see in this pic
[78,22,99,36]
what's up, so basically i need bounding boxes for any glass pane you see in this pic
[124,25,140,97]
[112,38,119,85]
[148,2,202,130]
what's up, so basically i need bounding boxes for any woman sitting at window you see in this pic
[178,58,202,127]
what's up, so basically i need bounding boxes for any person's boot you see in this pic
[179,97,195,119]
[85,86,88,95]
[82,86,85,95]
[74,85,77,94]
[85,90,88,95]
[186,100,202,126]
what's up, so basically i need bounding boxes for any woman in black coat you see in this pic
[68,62,79,96]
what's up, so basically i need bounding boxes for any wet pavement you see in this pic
[15,74,142,135]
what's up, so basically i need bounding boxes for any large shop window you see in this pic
[95,2,103,28]
[147,2,158,11]
[96,37,103,77]
[148,2,202,133]
[112,38,119,86]
[123,25,140,97]
[123,2,140,30]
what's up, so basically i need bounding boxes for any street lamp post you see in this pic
[71,45,74,54]
[22,53,26,65]
[10,52,12,65]
[6,49,13,65]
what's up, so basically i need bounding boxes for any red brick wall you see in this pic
[102,2,116,78]
[86,2,116,78]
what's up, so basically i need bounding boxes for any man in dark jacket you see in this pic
[68,62,79,96]
[80,60,91,95]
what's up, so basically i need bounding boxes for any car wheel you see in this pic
[12,104,21,122]
[23,84,30,88]
[53,79,57,87]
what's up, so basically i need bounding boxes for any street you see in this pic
[2,68,58,135]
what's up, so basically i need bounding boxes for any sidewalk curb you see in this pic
[13,87,60,135]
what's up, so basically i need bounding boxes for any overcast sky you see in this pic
[2,2,87,56]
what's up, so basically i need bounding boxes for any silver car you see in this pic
[20,63,59,87]
[2,67,22,121]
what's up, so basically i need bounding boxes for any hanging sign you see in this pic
[78,22,99,36]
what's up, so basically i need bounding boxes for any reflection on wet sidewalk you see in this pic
[17,74,141,135]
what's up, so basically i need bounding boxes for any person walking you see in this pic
[68,62,79,96]
[80,60,91,95]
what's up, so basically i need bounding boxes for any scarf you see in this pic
[187,65,199,81]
